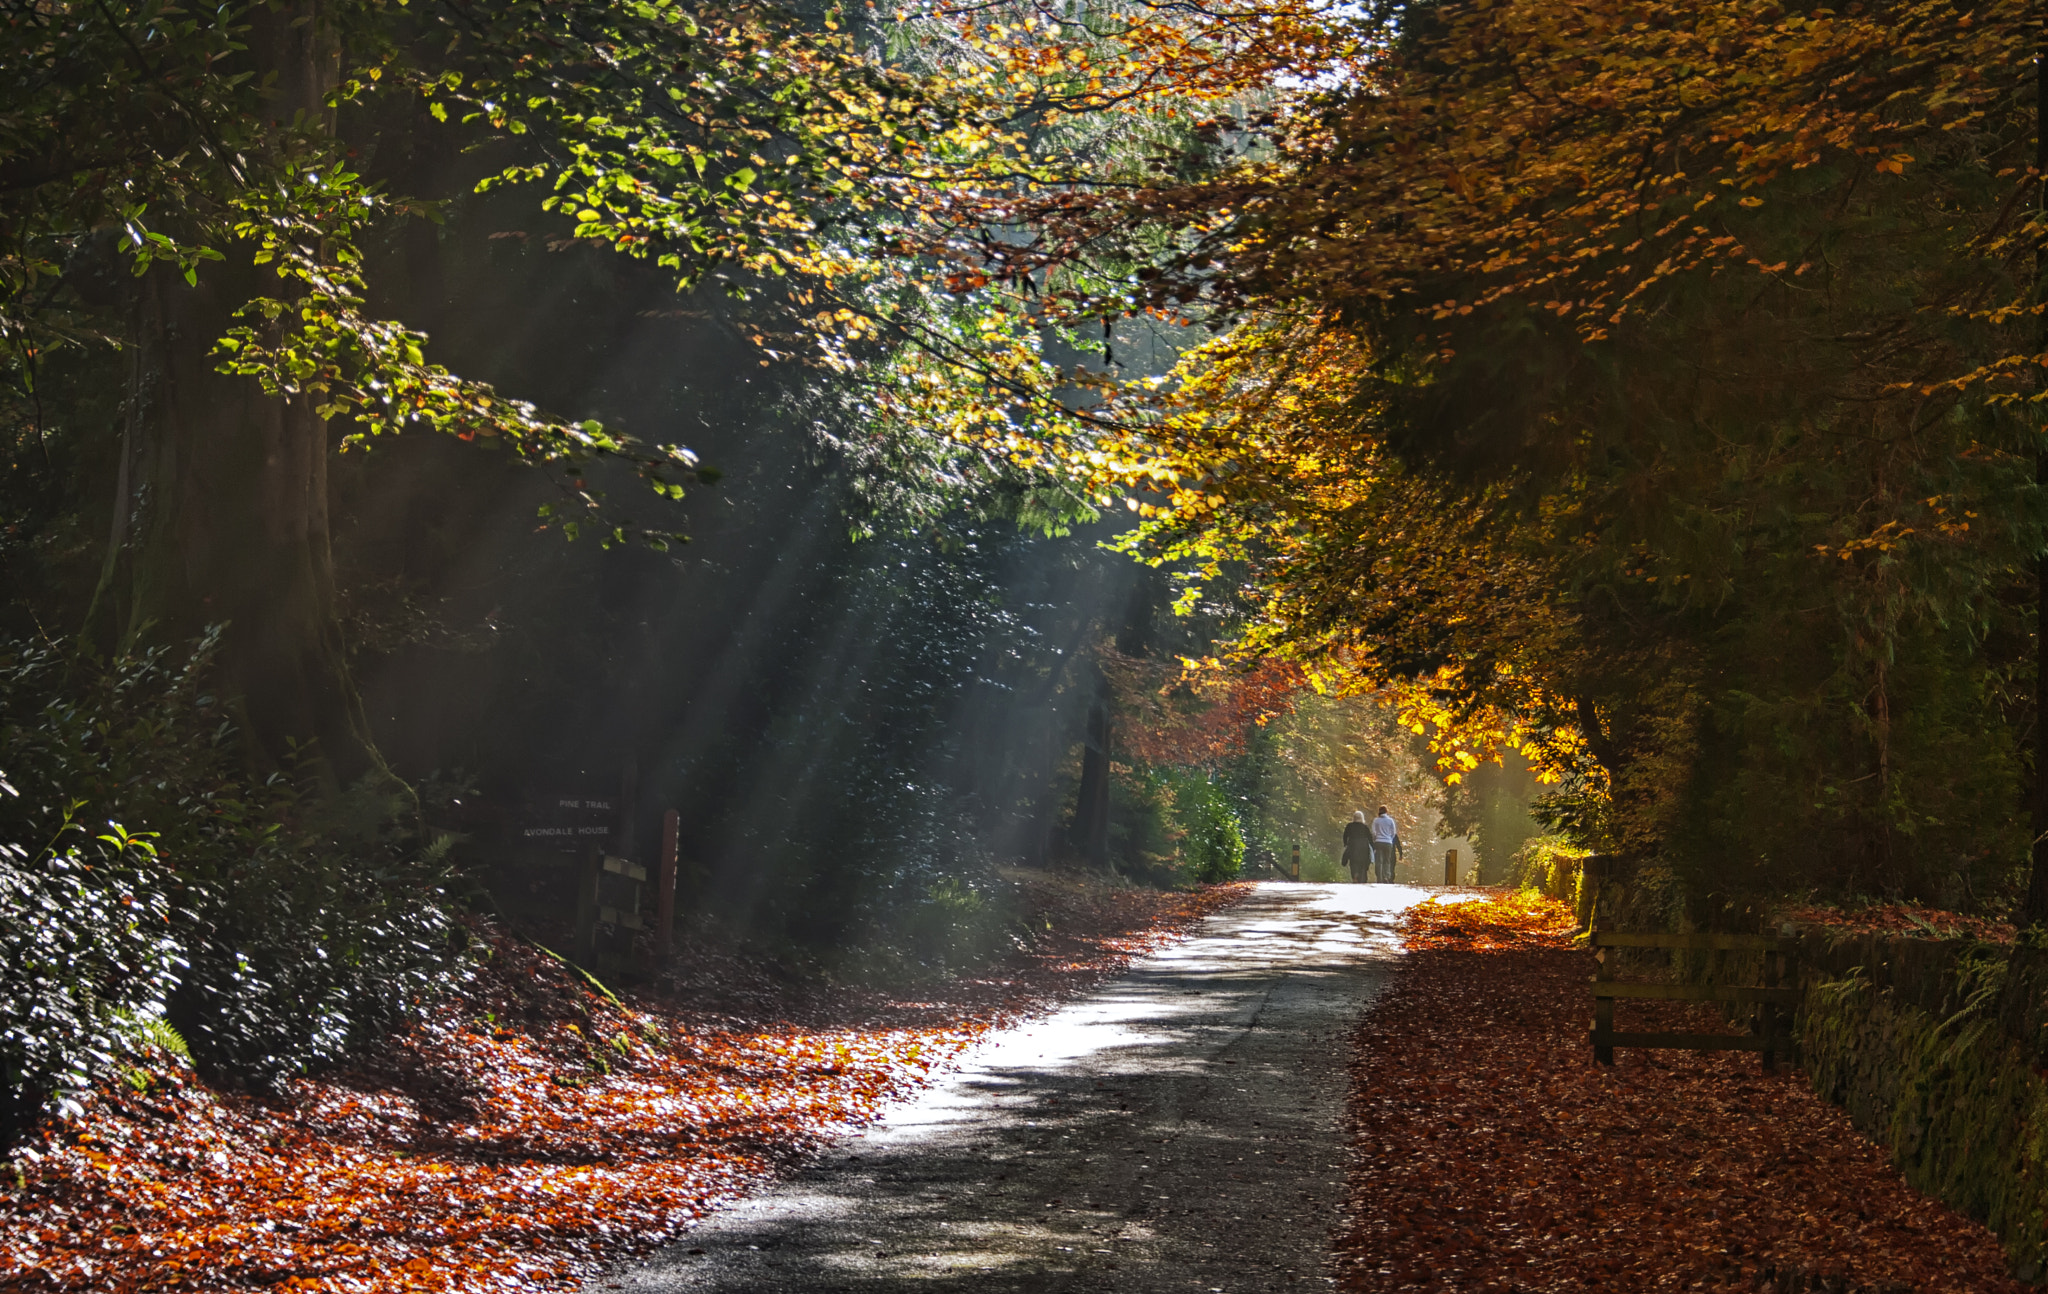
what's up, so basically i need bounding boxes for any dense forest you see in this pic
[2,0,2044,1151]
[0,0,1439,1140]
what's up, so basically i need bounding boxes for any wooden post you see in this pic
[1592,926,1615,1066]
[1444,848,1458,887]
[655,809,679,962]
[574,843,603,966]
[1290,843,1300,881]
[1759,947,1780,1073]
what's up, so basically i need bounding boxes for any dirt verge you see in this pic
[1,878,1243,1293]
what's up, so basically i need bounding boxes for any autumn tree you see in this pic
[0,0,1143,1124]
[1,0,1033,775]
[978,0,2048,911]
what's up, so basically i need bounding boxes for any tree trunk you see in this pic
[113,3,374,781]
[2025,42,2048,924]
[1068,576,1161,870]
[1072,686,1112,868]
[125,268,372,781]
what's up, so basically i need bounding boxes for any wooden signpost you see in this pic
[519,792,617,853]
[568,806,682,974]
[573,844,644,972]
[598,853,648,931]
[573,843,603,965]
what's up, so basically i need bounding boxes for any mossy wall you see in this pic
[1511,836,1592,908]
[1795,934,2048,1282]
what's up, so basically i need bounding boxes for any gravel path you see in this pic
[587,882,1432,1294]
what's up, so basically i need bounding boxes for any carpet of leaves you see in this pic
[2,877,1247,1293]
[1335,891,2024,1293]
[1780,902,2015,945]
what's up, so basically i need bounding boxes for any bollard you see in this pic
[1444,848,1458,887]
[1290,843,1300,881]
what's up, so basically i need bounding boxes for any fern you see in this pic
[112,1010,192,1065]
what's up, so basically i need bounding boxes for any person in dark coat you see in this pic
[1342,811,1372,883]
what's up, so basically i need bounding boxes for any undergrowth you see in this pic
[0,632,473,1143]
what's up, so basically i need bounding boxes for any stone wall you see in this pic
[1794,933,2048,1282]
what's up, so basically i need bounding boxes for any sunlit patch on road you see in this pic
[601,882,1430,1292]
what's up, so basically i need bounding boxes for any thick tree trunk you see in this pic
[111,3,373,781]
[125,268,372,781]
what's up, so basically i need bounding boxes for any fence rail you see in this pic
[1590,927,1797,1071]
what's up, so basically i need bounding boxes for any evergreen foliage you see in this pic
[0,808,180,1141]
[0,636,472,1134]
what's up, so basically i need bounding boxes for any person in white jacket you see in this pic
[1369,807,1401,882]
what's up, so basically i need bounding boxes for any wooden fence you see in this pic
[1591,930,1799,1071]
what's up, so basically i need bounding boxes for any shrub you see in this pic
[166,776,474,1081]
[0,802,183,1143]
[0,633,474,1127]
[1109,765,1180,876]
[900,875,1012,971]
[1170,772,1246,885]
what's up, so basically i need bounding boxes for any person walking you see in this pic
[1342,811,1372,883]
[1370,806,1402,883]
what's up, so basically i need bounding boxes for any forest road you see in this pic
[587,881,1434,1294]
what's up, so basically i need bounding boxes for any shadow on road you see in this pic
[594,883,1436,1294]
